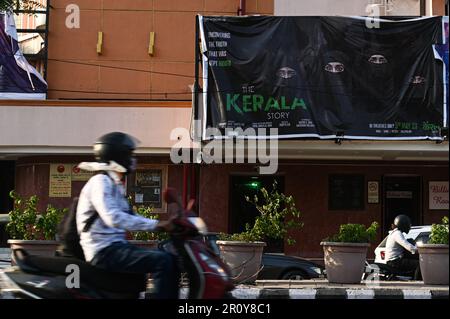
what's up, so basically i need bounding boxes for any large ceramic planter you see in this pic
[216,241,266,284]
[417,244,449,285]
[321,242,369,284]
[129,240,159,250]
[8,240,59,265]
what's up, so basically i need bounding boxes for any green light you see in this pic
[247,181,260,188]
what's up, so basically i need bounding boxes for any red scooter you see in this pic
[0,188,234,299]
[159,188,235,298]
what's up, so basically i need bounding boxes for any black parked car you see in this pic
[257,253,325,280]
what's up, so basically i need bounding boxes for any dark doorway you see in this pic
[229,175,285,252]
[382,175,421,236]
[0,161,15,247]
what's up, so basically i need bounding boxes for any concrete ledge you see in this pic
[221,279,449,299]
[430,290,450,299]
[173,285,448,299]
[255,279,449,290]
[3,273,448,300]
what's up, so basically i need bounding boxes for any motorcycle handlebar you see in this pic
[163,188,197,217]
[163,188,178,204]
[163,188,184,218]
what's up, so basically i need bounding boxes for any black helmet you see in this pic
[93,132,138,173]
[394,215,412,233]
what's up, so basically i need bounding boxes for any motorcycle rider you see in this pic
[76,132,180,299]
[385,214,420,278]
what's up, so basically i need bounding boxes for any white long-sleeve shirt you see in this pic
[385,229,417,261]
[76,171,158,262]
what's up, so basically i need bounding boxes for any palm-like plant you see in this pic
[1,0,44,12]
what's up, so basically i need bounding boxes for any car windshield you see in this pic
[377,228,430,248]
[378,236,388,248]
[415,232,430,245]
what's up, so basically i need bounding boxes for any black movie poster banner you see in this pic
[199,16,445,140]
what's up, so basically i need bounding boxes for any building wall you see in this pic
[199,161,448,258]
[431,0,447,15]
[3,0,448,254]
[13,155,186,219]
[274,0,422,16]
[46,0,273,100]
[0,101,192,153]
[274,0,448,16]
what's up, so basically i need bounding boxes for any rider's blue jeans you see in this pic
[91,241,180,299]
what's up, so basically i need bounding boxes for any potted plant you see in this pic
[216,229,267,285]
[417,216,449,285]
[128,202,168,249]
[217,182,303,284]
[321,222,378,284]
[6,191,67,258]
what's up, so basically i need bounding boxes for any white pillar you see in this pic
[426,0,434,15]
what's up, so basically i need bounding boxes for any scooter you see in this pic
[364,261,418,281]
[363,240,421,282]
[0,188,235,299]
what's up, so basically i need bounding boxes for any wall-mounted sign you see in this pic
[49,164,71,197]
[429,181,449,210]
[135,169,163,208]
[368,181,379,204]
[386,191,413,199]
[127,165,168,213]
[71,164,94,181]
[135,193,144,204]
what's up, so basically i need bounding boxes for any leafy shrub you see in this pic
[217,227,262,242]
[429,216,449,245]
[218,182,303,244]
[6,191,67,240]
[325,222,379,243]
[128,197,168,241]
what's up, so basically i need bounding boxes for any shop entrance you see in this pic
[229,175,285,252]
[382,175,421,236]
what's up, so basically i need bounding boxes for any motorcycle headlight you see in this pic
[310,267,323,276]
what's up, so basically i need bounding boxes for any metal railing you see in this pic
[12,0,50,82]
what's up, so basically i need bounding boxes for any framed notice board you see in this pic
[128,165,168,213]
[329,174,365,210]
